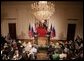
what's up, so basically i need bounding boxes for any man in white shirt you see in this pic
[29,46,37,60]
[59,51,67,60]
[22,42,26,47]
[64,47,69,53]
[30,46,37,54]
[25,42,32,52]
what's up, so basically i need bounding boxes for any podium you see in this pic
[37,37,48,47]
[34,26,50,47]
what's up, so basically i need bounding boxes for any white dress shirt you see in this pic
[59,53,67,60]
[30,47,37,54]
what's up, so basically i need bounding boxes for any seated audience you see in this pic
[1,34,83,60]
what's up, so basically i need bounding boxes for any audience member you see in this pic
[52,50,60,60]
[12,50,22,60]
[59,51,67,60]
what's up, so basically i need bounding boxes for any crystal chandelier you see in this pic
[31,1,55,21]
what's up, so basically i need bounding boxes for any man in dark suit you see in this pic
[43,20,48,30]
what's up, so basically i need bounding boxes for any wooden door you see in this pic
[67,24,76,41]
[8,23,16,39]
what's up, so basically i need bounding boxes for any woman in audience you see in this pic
[12,49,22,60]
[47,45,55,60]
[59,42,65,50]
[3,43,8,49]
[52,50,60,60]
[3,43,10,56]
[12,39,18,50]
[75,35,82,44]
[64,45,69,54]
[55,42,61,49]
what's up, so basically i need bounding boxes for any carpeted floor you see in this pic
[36,52,49,60]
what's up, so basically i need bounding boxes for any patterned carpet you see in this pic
[36,37,49,60]
[36,52,49,60]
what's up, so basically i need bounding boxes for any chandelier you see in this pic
[31,1,55,21]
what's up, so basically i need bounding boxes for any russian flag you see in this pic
[50,27,56,38]
[28,24,32,37]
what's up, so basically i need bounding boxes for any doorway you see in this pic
[67,24,76,41]
[8,23,16,39]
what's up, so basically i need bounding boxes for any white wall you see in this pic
[1,1,83,40]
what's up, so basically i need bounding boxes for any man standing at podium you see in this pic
[43,20,48,30]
